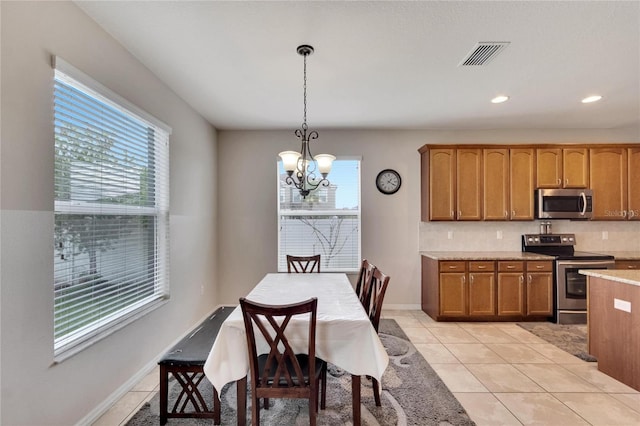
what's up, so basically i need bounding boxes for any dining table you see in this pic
[203,272,389,425]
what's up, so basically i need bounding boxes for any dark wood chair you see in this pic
[286,254,321,273]
[239,297,326,426]
[368,268,390,407]
[355,259,376,313]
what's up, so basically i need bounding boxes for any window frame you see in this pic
[277,157,362,273]
[52,57,171,360]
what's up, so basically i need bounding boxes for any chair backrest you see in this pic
[355,259,376,313]
[368,268,390,333]
[286,254,321,273]
[239,297,318,391]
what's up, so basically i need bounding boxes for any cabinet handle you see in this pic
[557,178,561,185]
[451,211,454,218]
[462,276,466,284]
[519,275,524,284]
[536,265,544,269]
[504,211,508,218]
[470,275,474,283]
[528,274,532,283]
[628,265,636,269]
[459,210,462,217]
[477,265,487,269]
[448,265,458,269]
[507,265,515,269]
[565,178,569,186]
[512,210,516,216]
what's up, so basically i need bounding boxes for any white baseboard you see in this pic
[76,304,233,426]
[383,304,421,310]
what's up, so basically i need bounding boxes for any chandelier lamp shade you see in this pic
[279,45,335,199]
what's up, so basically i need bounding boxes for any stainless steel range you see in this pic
[522,234,614,324]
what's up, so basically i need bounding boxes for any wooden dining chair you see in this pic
[368,267,390,407]
[355,259,376,314]
[286,254,321,273]
[239,297,326,426]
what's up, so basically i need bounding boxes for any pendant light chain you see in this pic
[302,51,308,129]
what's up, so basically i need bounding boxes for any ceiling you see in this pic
[75,1,640,131]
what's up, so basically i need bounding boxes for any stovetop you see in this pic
[521,234,614,261]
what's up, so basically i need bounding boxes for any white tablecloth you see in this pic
[204,273,389,394]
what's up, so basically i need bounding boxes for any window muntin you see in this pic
[53,60,170,356]
[277,159,361,272]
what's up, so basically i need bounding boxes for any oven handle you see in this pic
[580,192,587,216]
[556,260,614,267]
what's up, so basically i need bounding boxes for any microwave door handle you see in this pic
[580,192,587,216]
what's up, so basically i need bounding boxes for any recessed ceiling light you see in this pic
[491,95,509,104]
[582,95,602,103]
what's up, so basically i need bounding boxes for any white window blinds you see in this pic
[277,159,361,272]
[53,58,170,356]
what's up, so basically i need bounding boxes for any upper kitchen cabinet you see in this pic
[590,147,628,220]
[536,147,589,188]
[422,147,455,221]
[457,149,483,220]
[629,147,640,220]
[510,148,535,220]
[483,148,509,220]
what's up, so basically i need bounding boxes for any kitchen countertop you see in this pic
[580,269,640,287]
[599,251,640,260]
[420,251,554,261]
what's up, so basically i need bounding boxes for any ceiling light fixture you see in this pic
[491,95,509,104]
[581,95,602,103]
[279,45,335,199]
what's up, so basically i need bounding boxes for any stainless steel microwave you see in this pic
[535,188,594,219]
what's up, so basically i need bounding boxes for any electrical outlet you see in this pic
[447,231,453,240]
[497,230,503,240]
[602,231,609,240]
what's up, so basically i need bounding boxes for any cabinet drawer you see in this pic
[440,261,466,272]
[526,261,553,272]
[498,261,524,272]
[469,261,495,272]
[615,260,640,270]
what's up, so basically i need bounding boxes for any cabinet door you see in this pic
[457,149,482,220]
[563,148,589,188]
[468,272,496,315]
[484,148,509,220]
[497,273,524,316]
[439,273,467,316]
[429,149,456,220]
[526,272,553,316]
[536,148,562,188]
[614,260,640,270]
[628,148,640,220]
[510,148,535,220]
[590,148,628,220]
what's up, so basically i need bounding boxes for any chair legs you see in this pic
[372,377,382,406]
[320,363,327,409]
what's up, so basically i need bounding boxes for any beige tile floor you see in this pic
[94,309,640,425]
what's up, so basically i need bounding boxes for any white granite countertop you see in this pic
[580,269,640,287]
[420,251,554,261]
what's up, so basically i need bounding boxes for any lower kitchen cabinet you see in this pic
[526,261,553,316]
[423,256,553,321]
[497,261,524,316]
[615,260,640,270]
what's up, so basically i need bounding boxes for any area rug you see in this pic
[127,319,475,425]
[516,322,597,362]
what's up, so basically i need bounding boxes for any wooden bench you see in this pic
[158,306,233,425]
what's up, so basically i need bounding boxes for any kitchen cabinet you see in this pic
[628,147,640,220]
[422,256,552,321]
[457,149,483,220]
[483,148,509,220]
[509,148,535,220]
[526,261,553,316]
[424,148,455,221]
[536,147,589,188]
[497,261,525,316]
[590,147,628,220]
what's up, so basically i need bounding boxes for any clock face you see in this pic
[376,169,401,194]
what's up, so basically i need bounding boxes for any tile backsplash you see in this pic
[419,220,640,252]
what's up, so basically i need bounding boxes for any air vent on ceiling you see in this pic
[459,42,510,66]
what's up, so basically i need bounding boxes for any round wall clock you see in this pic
[376,169,402,195]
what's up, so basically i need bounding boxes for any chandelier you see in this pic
[279,45,335,199]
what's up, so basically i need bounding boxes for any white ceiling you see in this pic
[76,1,640,131]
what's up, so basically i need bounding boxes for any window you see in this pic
[53,58,170,357]
[278,159,361,272]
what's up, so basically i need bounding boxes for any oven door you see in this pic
[556,259,614,310]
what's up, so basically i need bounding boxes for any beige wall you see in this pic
[1,2,219,425]
[217,128,640,309]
